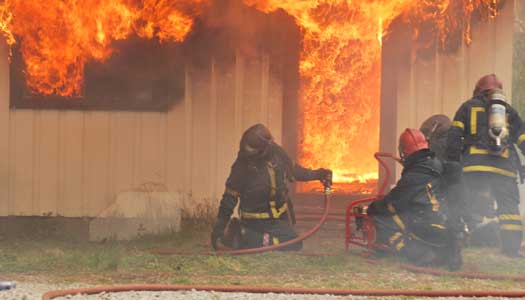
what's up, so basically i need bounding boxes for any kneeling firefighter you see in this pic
[211,124,332,251]
[446,74,525,257]
[367,128,464,270]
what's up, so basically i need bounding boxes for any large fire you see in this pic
[0,0,501,192]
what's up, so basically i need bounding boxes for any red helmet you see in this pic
[398,128,429,159]
[473,74,503,96]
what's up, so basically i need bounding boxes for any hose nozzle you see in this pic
[323,181,332,195]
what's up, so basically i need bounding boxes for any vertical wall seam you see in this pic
[32,110,39,215]
[57,112,62,216]
[210,57,218,203]
[7,109,13,215]
[184,65,193,201]
[81,112,86,216]
[106,112,113,214]
[234,49,244,137]
[161,112,167,188]
[163,111,169,191]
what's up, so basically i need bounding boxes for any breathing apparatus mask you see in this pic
[486,89,509,155]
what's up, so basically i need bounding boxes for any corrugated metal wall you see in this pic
[0,41,284,217]
[381,0,515,179]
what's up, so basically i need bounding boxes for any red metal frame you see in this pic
[344,152,401,252]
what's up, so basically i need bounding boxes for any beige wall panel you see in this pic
[159,113,168,189]
[0,41,9,216]
[135,113,165,186]
[209,61,218,200]
[36,111,60,215]
[190,68,211,206]
[466,19,495,94]
[7,110,15,215]
[234,53,245,140]
[32,111,40,214]
[184,68,193,202]
[83,112,111,217]
[58,112,85,217]
[268,75,283,145]
[396,62,414,136]
[165,99,187,196]
[260,55,270,127]
[494,2,515,101]
[11,110,34,215]
[215,63,237,200]
[394,64,413,177]
[242,58,263,129]
[431,52,443,113]
[414,56,437,125]
[441,53,467,117]
[110,112,137,199]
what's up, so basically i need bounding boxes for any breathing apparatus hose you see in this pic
[150,184,332,256]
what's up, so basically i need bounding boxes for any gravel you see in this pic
[1,282,523,300]
[0,281,85,300]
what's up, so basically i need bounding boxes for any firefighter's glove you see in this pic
[211,218,227,250]
[317,168,333,187]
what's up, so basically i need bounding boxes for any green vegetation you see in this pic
[1,227,525,291]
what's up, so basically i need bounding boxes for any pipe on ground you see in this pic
[42,284,525,300]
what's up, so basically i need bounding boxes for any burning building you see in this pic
[0,0,521,239]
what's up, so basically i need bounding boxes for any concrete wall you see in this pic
[0,42,284,218]
[381,0,515,180]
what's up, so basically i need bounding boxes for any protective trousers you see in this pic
[239,217,301,251]
[464,173,523,255]
[374,214,448,266]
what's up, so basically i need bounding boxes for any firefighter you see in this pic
[211,124,332,251]
[367,128,463,270]
[446,74,525,257]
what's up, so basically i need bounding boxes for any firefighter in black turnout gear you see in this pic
[446,74,525,257]
[211,124,332,251]
[367,128,464,270]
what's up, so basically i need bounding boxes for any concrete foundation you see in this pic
[88,192,182,241]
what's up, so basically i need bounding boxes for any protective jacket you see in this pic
[217,143,323,223]
[447,96,525,178]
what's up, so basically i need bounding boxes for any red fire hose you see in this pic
[151,186,332,256]
[42,284,525,299]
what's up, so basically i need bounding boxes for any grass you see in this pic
[1,227,525,291]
